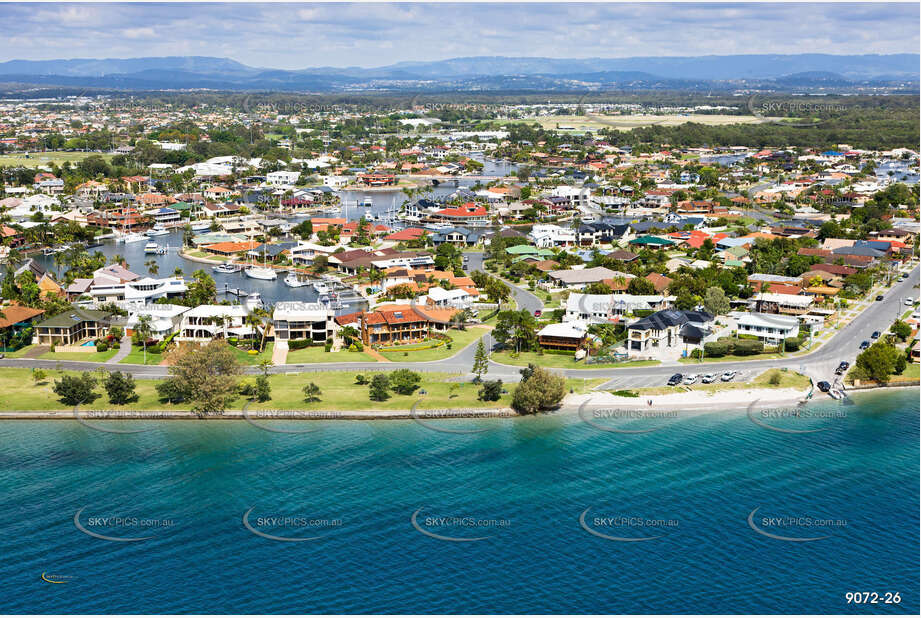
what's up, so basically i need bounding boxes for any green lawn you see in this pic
[118,349,164,366]
[2,345,37,358]
[284,346,377,364]
[230,342,275,366]
[378,327,487,362]
[0,151,113,167]
[491,350,660,370]
[39,349,119,363]
[0,367,606,412]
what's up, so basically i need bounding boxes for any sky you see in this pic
[0,2,917,69]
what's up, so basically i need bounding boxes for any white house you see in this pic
[266,170,301,187]
[565,293,673,323]
[272,302,336,344]
[177,305,254,341]
[735,312,800,343]
[425,287,474,310]
[528,224,576,248]
[124,304,190,339]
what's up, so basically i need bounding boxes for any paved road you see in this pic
[465,251,544,314]
[2,266,916,390]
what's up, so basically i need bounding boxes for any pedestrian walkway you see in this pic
[107,337,132,364]
[365,347,391,363]
[271,341,288,365]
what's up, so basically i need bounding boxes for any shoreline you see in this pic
[1,384,915,420]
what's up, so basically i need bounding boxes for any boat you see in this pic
[244,292,264,312]
[284,273,311,288]
[145,225,169,237]
[360,197,373,208]
[213,262,243,274]
[244,265,277,280]
[144,242,160,254]
[121,232,148,244]
[312,281,330,295]
[189,220,212,232]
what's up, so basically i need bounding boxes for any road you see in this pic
[1,265,916,392]
[465,251,544,314]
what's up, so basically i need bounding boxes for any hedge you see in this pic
[288,338,325,351]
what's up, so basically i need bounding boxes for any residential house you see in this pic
[273,302,336,344]
[754,292,814,315]
[627,310,715,355]
[546,266,621,290]
[33,307,113,346]
[565,293,672,323]
[177,305,255,341]
[735,312,800,343]
[537,322,589,351]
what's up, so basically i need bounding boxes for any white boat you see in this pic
[144,242,160,254]
[312,281,330,295]
[213,262,242,274]
[360,197,373,208]
[244,292,264,312]
[284,273,311,288]
[146,225,169,237]
[189,220,212,232]
[244,266,277,280]
[121,232,148,244]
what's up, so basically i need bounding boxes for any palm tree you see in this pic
[134,314,153,365]
[145,259,159,276]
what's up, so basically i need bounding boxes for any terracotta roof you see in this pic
[0,305,45,329]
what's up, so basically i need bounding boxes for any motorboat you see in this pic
[121,232,148,244]
[144,242,160,254]
[284,273,311,288]
[244,292,264,312]
[213,262,243,274]
[145,225,169,237]
[312,281,330,295]
[189,220,212,232]
[360,197,373,208]
[244,266,277,280]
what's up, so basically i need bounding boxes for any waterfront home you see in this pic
[424,287,475,310]
[627,310,715,356]
[735,312,800,343]
[272,302,336,344]
[429,226,485,247]
[338,304,457,347]
[124,304,190,339]
[265,170,301,186]
[13,259,64,298]
[528,224,576,248]
[430,203,490,226]
[177,305,255,341]
[33,307,114,346]
[147,207,181,226]
[0,304,45,348]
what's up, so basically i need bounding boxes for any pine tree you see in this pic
[472,338,489,383]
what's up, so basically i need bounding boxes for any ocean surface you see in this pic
[0,389,916,614]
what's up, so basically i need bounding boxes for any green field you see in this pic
[378,328,486,362]
[118,349,164,365]
[39,349,119,363]
[491,350,660,370]
[0,151,113,168]
[0,368,605,412]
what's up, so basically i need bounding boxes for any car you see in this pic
[817,381,831,393]
[871,331,881,339]
[839,361,850,370]
[720,370,736,382]
[683,374,698,385]
[905,298,914,306]
[876,295,884,301]
[533,310,542,317]
[701,373,717,384]
[667,373,683,386]
[859,340,870,350]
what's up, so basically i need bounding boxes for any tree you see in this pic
[134,314,153,364]
[161,341,243,414]
[52,372,99,406]
[478,379,503,401]
[145,259,159,275]
[627,277,656,295]
[389,369,422,395]
[472,338,489,382]
[104,371,138,405]
[302,382,322,402]
[854,341,902,384]
[890,320,912,341]
[369,374,390,401]
[32,369,47,384]
[702,286,730,316]
[186,269,217,306]
[512,366,566,414]
[492,310,537,352]
[251,374,271,402]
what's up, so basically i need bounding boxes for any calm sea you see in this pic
[0,389,916,614]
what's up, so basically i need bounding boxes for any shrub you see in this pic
[478,379,503,401]
[95,340,109,353]
[104,371,138,405]
[611,389,640,398]
[303,382,322,402]
[733,340,764,356]
[512,366,566,414]
[369,374,390,401]
[767,370,782,386]
[703,341,729,357]
[355,374,369,385]
[389,369,422,395]
[32,369,47,384]
[52,372,99,406]
[784,337,803,352]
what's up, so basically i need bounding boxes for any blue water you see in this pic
[0,389,917,613]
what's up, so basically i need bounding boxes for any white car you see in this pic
[683,374,699,385]
[701,373,717,384]
[720,371,736,382]
[905,298,914,306]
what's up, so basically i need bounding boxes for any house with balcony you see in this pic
[565,293,672,323]
[177,305,255,341]
[33,307,114,346]
[272,302,336,344]
[627,310,715,356]
[339,304,456,347]
[735,312,800,343]
[537,322,589,351]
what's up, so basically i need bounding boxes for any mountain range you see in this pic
[0,54,916,92]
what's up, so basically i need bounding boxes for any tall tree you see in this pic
[472,338,489,382]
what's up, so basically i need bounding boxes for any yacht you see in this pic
[312,281,330,295]
[244,292,264,312]
[144,242,160,254]
[189,220,212,232]
[146,225,169,237]
[121,232,148,244]
[213,262,243,274]
[283,273,311,288]
[244,265,277,280]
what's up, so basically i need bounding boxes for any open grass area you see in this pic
[118,349,164,366]
[230,342,275,366]
[2,345,37,358]
[0,151,113,168]
[635,369,810,396]
[491,350,660,370]
[284,346,377,364]
[0,368,606,412]
[39,349,119,363]
[378,327,486,362]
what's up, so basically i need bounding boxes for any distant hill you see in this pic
[0,53,916,92]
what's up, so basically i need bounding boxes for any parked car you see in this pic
[720,370,736,382]
[667,373,683,386]
[683,374,699,385]
[533,310,542,317]
[905,298,914,306]
[835,361,850,375]
[817,381,831,393]
[876,295,884,301]
[871,331,881,339]
[701,373,717,384]
[859,340,870,350]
